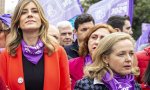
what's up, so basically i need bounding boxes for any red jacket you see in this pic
[136,46,150,90]
[0,45,71,90]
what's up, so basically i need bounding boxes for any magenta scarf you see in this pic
[102,72,135,90]
[21,39,44,64]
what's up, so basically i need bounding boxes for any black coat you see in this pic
[64,40,79,59]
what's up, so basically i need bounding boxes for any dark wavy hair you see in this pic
[143,61,150,85]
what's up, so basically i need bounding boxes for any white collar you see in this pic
[93,78,104,85]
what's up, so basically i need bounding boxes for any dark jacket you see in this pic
[64,40,79,59]
[74,77,141,90]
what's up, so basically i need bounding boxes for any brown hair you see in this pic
[79,23,116,57]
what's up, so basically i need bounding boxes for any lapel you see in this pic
[9,45,25,90]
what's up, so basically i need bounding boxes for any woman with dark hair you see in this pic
[69,24,117,89]
[136,31,150,89]
[142,61,150,90]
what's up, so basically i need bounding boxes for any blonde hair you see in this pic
[84,32,139,80]
[6,0,57,56]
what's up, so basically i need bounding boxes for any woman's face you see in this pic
[106,39,134,76]
[88,28,110,55]
[19,2,41,31]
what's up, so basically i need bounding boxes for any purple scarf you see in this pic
[102,72,135,90]
[21,39,44,64]
[85,54,92,65]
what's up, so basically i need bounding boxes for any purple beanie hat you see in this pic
[0,14,11,27]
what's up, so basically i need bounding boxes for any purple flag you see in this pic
[142,23,150,33]
[0,14,11,27]
[39,0,83,25]
[87,0,134,24]
[135,23,150,51]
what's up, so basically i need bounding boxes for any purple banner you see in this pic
[142,23,150,33]
[87,0,134,24]
[135,23,150,51]
[39,0,83,25]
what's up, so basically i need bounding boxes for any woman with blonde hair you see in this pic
[69,23,116,89]
[75,32,141,90]
[0,0,71,90]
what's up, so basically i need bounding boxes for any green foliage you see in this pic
[133,0,150,40]
[81,0,150,40]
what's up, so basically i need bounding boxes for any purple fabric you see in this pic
[39,0,83,25]
[69,57,85,90]
[142,23,150,33]
[77,0,84,13]
[129,0,134,24]
[0,14,11,27]
[102,72,135,90]
[87,0,133,23]
[84,54,92,65]
[135,29,150,51]
[21,39,44,64]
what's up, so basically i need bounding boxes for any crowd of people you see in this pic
[0,0,150,90]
